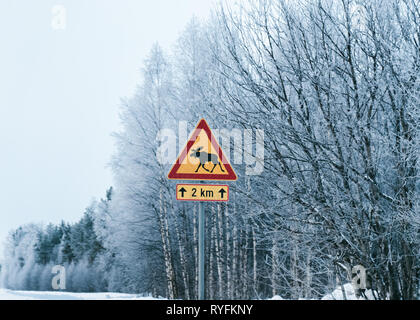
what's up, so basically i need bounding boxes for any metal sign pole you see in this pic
[198,200,205,300]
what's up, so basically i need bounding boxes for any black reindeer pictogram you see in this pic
[190,146,225,173]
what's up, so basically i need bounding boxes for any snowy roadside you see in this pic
[1,283,375,300]
[270,283,376,300]
[321,283,376,300]
[0,288,162,300]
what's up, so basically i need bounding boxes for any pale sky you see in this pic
[0,0,215,259]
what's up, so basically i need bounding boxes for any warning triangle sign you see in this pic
[168,119,237,181]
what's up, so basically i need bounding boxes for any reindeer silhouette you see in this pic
[190,146,225,173]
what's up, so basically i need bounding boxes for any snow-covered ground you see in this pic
[0,289,161,300]
[0,283,375,300]
[270,283,376,300]
[321,283,376,300]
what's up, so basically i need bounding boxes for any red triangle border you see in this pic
[167,119,237,181]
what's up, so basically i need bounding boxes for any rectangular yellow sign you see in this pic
[176,184,229,202]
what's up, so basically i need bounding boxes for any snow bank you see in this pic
[265,283,377,300]
[1,284,378,300]
[321,283,375,300]
[0,289,163,300]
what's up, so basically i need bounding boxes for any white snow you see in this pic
[321,283,376,300]
[0,283,377,300]
[0,289,162,300]
[266,283,377,300]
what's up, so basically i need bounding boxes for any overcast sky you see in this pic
[0,0,215,259]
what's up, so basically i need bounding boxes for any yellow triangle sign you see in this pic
[168,119,237,181]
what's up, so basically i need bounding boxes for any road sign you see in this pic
[167,118,237,181]
[168,119,237,300]
[176,184,229,202]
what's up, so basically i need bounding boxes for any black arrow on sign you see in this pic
[179,187,187,198]
[218,188,226,199]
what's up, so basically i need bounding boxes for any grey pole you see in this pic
[198,201,205,300]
